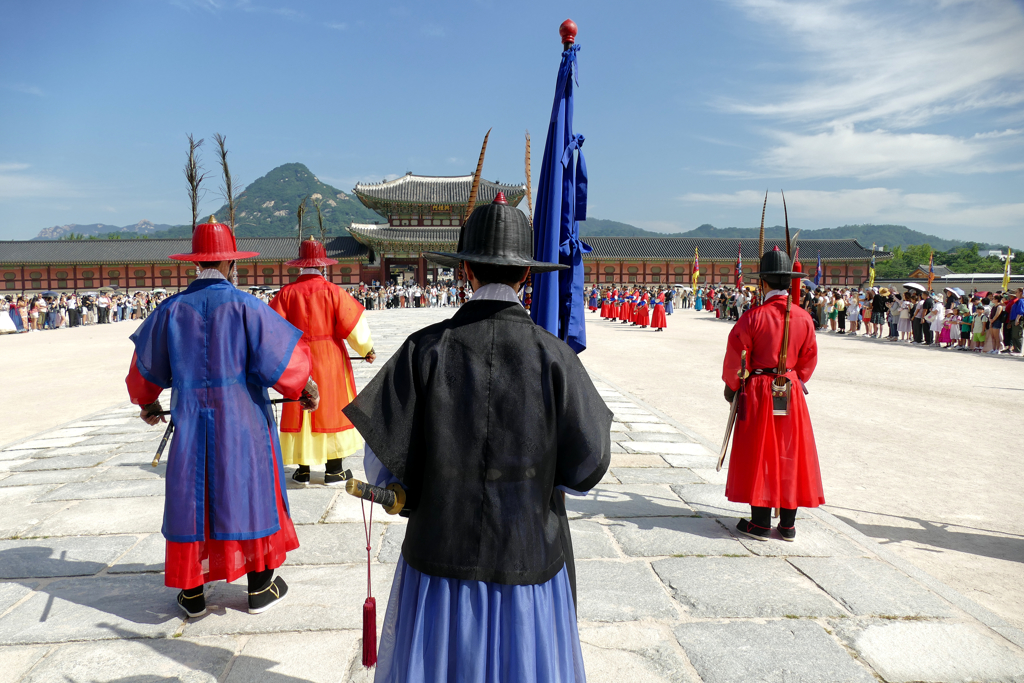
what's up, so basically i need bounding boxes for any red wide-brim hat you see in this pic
[285,237,338,267]
[169,220,259,261]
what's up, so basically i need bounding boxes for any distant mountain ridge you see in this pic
[33,219,175,240]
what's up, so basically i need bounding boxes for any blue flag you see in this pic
[814,251,823,287]
[530,43,591,353]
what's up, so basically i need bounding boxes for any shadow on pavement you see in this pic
[831,509,1024,564]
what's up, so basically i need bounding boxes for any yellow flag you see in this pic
[1004,248,1012,291]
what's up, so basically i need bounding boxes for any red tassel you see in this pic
[362,596,377,667]
[736,389,748,422]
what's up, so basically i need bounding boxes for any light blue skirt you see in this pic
[374,557,586,683]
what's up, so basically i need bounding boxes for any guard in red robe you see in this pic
[651,291,668,331]
[127,220,319,617]
[270,238,376,486]
[634,292,651,328]
[722,248,823,542]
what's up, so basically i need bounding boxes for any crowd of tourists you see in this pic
[691,283,1024,356]
[0,290,169,334]
[349,281,470,310]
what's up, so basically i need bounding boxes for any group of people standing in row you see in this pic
[588,286,671,330]
[0,290,168,334]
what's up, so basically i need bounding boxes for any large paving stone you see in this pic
[107,533,164,574]
[623,432,690,443]
[11,453,113,472]
[652,556,846,618]
[0,574,181,644]
[690,467,728,485]
[575,560,678,622]
[0,449,40,462]
[27,497,163,537]
[607,517,749,558]
[567,485,693,520]
[609,453,670,468]
[0,645,50,681]
[377,523,406,563]
[791,557,956,617]
[663,454,719,469]
[69,418,131,427]
[34,428,99,439]
[579,623,699,683]
[0,536,137,579]
[0,487,67,539]
[562,520,618,559]
[21,635,236,682]
[668,484,752,517]
[734,518,861,557]
[624,441,711,456]
[674,620,874,683]
[100,450,160,467]
[182,565,393,637]
[286,522,386,566]
[0,470,95,488]
[225,630,364,683]
[33,443,123,458]
[623,422,679,433]
[36,479,164,502]
[93,462,167,481]
[0,582,38,614]
[4,437,88,451]
[612,468,704,485]
[289,488,341,524]
[832,619,1024,683]
[77,432,161,447]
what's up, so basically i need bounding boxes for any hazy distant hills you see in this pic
[579,220,1010,252]
[32,219,175,240]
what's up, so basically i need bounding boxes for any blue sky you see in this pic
[1,0,1022,243]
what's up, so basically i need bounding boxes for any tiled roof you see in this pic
[0,236,366,265]
[582,238,888,261]
[347,225,460,245]
[354,174,526,207]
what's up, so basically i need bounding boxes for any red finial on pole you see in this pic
[560,19,577,48]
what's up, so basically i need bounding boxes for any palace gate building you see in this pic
[0,172,887,293]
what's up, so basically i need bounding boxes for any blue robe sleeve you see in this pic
[364,445,401,489]
[244,301,304,388]
[129,306,172,388]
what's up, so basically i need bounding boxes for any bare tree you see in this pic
[313,197,327,243]
[296,194,309,244]
[184,134,207,233]
[213,133,240,235]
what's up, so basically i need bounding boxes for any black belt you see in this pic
[751,368,792,375]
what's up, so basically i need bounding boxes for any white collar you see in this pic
[196,269,228,281]
[300,267,325,277]
[765,289,789,300]
[470,283,523,306]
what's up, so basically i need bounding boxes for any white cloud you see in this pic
[760,124,1023,178]
[727,0,1024,129]
[5,84,44,97]
[325,21,348,30]
[679,187,1024,228]
[0,164,86,200]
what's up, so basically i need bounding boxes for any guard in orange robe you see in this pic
[722,248,823,542]
[270,238,376,486]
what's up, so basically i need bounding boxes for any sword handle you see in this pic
[345,479,406,515]
[152,419,174,467]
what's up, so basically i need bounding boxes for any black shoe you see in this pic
[736,518,770,541]
[323,469,352,486]
[177,588,206,617]
[777,525,796,542]
[248,576,288,614]
[291,466,310,484]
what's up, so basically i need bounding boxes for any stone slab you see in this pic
[668,484,752,518]
[623,422,679,433]
[77,433,161,447]
[378,523,405,563]
[286,523,386,566]
[36,479,164,502]
[579,623,700,683]
[832,619,1024,683]
[611,468,705,485]
[34,444,123,458]
[791,557,956,617]
[566,484,693,519]
[93,463,167,481]
[674,620,874,683]
[607,517,749,558]
[690,467,728,485]
[623,432,690,443]
[0,574,181,644]
[0,645,50,682]
[568,520,621,559]
[609,453,670,468]
[182,565,393,637]
[0,536,137,579]
[323,489,395,524]
[652,556,846,618]
[21,635,236,682]
[68,418,131,427]
[663,454,721,469]
[4,437,88,451]
[609,422,628,432]
[35,428,99,439]
[624,441,711,456]
[0,470,95,488]
[11,453,113,472]
[287,488,339,525]
[575,560,678,622]
[0,581,38,614]
[107,533,164,574]
[734,518,861,557]
[27,497,163,537]
[225,630,364,683]
[0,449,40,462]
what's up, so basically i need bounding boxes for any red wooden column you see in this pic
[417,254,426,287]
[73,265,78,293]
[21,266,25,294]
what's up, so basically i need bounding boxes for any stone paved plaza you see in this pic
[0,308,1022,682]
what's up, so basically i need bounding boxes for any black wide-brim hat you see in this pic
[426,193,568,273]
[752,247,801,277]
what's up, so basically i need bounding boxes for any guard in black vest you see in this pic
[344,192,611,682]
